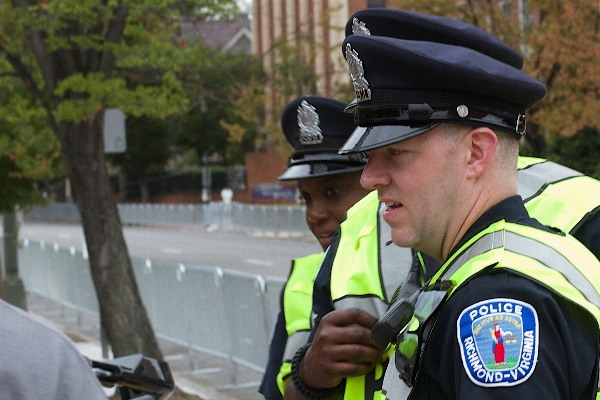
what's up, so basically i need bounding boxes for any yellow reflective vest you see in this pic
[436,220,600,321]
[276,252,324,395]
[518,156,600,235]
[418,219,600,398]
[283,158,600,399]
[341,158,600,399]
[328,191,414,400]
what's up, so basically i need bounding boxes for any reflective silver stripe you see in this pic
[378,202,413,303]
[504,231,600,308]
[382,349,412,400]
[441,230,504,280]
[441,228,600,309]
[335,295,389,319]
[518,160,582,202]
[282,330,311,361]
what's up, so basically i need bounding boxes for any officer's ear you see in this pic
[463,126,498,180]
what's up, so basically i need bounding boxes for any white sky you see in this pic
[238,0,251,13]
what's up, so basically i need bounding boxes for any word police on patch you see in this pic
[457,298,539,387]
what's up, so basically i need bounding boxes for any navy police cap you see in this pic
[278,96,367,181]
[338,35,546,154]
[345,8,523,69]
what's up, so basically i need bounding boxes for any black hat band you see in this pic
[287,152,368,167]
[353,103,527,137]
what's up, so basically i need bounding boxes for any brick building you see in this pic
[252,0,394,123]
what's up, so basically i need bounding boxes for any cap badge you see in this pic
[297,100,324,145]
[457,105,469,118]
[516,114,527,136]
[352,18,371,35]
[345,43,372,103]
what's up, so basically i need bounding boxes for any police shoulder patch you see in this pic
[456,298,538,387]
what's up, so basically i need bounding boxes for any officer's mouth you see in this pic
[315,232,334,246]
[316,232,334,241]
[384,201,402,210]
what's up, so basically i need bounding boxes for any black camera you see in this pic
[92,354,175,400]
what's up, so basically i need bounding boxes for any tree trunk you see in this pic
[57,115,162,360]
[6,0,162,360]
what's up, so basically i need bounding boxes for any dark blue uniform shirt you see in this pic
[310,231,342,342]
[573,210,600,261]
[411,196,599,400]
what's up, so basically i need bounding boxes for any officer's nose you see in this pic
[306,199,328,223]
[360,151,390,190]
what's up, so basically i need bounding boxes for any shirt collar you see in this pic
[447,195,539,259]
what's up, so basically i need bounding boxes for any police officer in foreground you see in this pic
[344,8,600,261]
[259,96,370,400]
[344,26,600,399]
[292,10,532,400]
[285,9,600,400]
[284,14,600,400]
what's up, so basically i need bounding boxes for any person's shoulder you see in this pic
[344,190,379,221]
[0,298,67,339]
[289,252,324,285]
[0,299,108,398]
[431,270,597,396]
[510,221,599,264]
[0,298,91,360]
[294,252,325,265]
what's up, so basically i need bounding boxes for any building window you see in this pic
[499,1,511,18]
[521,0,532,33]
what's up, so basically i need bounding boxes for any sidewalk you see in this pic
[27,293,265,400]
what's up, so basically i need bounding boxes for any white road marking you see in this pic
[161,247,182,254]
[164,354,186,361]
[244,258,273,266]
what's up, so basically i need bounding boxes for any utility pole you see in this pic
[202,151,212,203]
[2,209,27,310]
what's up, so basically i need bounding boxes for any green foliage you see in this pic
[548,127,600,179]
[54,71,187,122]
[1,0,242,120]
[269,38,319,99]
[0,75,64,209]
[109,115,171,180]
[0,156,48,213]
[169,41,265,166]
[0,0,258,205]
[387,0,600,164]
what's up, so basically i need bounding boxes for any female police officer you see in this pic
[259,96,370,400]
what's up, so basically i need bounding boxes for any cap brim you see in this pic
[277,162,365,181]
[338,123,440,154]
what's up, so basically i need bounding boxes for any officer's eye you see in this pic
[325,188,342,198]
[387,147,404,156]
[298,192,309,204]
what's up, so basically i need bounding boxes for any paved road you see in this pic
[16,221,322,399]
[18,221,320,279]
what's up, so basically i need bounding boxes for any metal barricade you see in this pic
[184,265,230,358]
[25,201,314,241]
[263,276,287,331]
[219,269,270,383]
[17,239,286,388]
